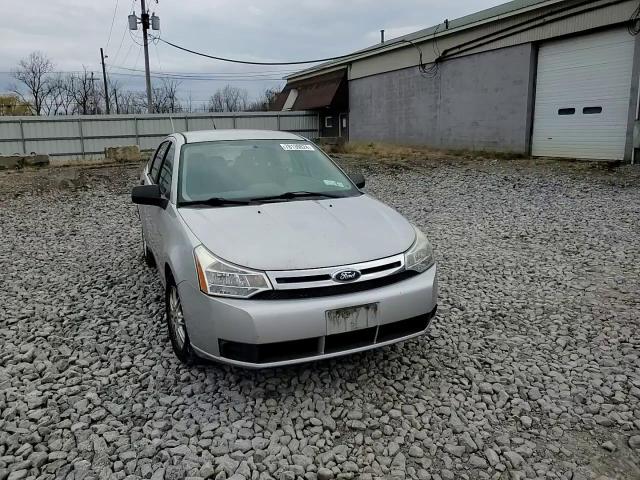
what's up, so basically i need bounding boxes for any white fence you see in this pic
[0,111,319,160]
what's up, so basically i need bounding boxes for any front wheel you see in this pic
[166,281,197,365]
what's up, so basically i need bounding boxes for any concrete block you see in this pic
[0,155,23,170]
[24,154,49,167]
[105,145,141,162]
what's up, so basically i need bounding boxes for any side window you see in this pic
[158,143,175,197]
[149,142,169,182]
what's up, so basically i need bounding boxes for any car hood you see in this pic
[179,194,416,271]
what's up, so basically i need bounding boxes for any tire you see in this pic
[142,233,156,268]
[165,279,197,365]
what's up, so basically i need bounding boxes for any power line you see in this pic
[105,0,120,51]
[108,64,298,76]
[155,37,365,65]
[107,72,286,81]
[0,67,290,80]
[108,0,136,69]
[114,41,136,73]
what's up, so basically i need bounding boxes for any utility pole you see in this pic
[100,48,110,114]
[140,0,153,113]
[90,71,96,114]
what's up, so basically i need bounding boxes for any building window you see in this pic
[583,106,602,114]
[558,108,575,115]
[325,116,334,128]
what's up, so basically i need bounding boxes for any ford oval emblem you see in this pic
[332,269,361,283]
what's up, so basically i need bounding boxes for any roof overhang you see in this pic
[274,69,347,111]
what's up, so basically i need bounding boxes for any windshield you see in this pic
[177,139,359,205]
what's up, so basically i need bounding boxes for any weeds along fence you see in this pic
[0,111,319,160]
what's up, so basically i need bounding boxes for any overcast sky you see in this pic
[1,0,505,107]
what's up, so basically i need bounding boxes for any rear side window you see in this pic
[150,142,169,182]
[158,143,175,196]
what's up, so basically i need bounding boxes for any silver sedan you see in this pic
[132,129,437,368]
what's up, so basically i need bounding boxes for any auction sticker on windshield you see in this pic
[280,144,315,151]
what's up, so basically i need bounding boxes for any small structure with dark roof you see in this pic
[272,70,349,139]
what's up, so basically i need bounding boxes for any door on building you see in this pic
[531,28,635,160]
[339,113,349,139]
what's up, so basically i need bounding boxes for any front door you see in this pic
[141,141,170,258]
[339,113,349,139]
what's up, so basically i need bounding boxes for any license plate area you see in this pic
[326,303,379,336]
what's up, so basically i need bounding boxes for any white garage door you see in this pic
[532,28,635,160]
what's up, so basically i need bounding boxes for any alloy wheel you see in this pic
[168,285,186,350]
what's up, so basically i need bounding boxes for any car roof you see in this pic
[180,129,306,143]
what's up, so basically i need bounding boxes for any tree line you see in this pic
[4,52,281,116]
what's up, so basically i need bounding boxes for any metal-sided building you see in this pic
[274,0,640,162]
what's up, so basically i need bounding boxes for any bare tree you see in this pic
[151,78,182,113]
[108,81,141,114]
[207,85,248,112]
[10,51,54,115]
[247,86,282,111]
[41,74,75,115]
[207,91,225,112]
[66,68,103,114]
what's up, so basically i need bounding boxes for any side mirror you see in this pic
[350,172,366,189]
[132,184,167,208]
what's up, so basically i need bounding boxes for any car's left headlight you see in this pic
[405,226,435,273]
[194,245,272,298]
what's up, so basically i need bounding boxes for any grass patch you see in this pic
[327,141,529,162]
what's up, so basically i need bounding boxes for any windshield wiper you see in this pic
[178,197,252,208]
[249,191,343,202]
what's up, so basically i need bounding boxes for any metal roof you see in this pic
[273,70,347,111]
[181,129,305,143]
[286,0,565,80]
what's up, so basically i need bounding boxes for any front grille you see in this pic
[360,261,402,275]
[217,307,437,364]
[276,273,331,284]
[255,270,418,300]
[377,314,433,342]
[219,337,319,364]
[325,327,377,354]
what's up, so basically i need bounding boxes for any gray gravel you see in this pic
[1,156,639,480]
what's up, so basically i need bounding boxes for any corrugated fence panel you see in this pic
[138,136,166,151]
[82,118,136,137]
[186,117,222,131]
[207,117,236,130]
[1,141,23,154]
[279,114,319,133]
[0,111,318,159]
[0,121,21,140]
[138,117,176,136]
[25,139,83,156]
[24,120,78,141]
[84,136,139,154]
[237,115,279,130]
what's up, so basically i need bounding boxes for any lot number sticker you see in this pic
[280,144,315,151]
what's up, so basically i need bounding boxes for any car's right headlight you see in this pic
[194,245,272,298]
[404,226,435,273]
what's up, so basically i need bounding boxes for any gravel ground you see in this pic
[1,156,639,480]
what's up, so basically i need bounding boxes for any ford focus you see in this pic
[132,129,438,368]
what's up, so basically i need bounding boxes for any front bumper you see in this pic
[178,264,437,368]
